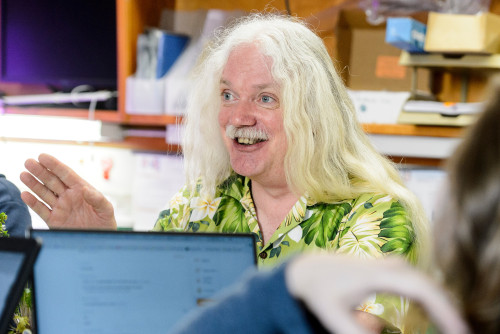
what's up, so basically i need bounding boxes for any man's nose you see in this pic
[229,99,256,126]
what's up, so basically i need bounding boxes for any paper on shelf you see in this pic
[348,90,411,124]
[402,100,484,115]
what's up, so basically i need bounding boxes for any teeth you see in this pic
[237,137,259,145]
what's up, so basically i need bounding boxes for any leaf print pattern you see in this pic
[302,202,351,247]
[152,175,417,331]
[337,207,385,258]
[379,202,414,255]
[213,197,251,233]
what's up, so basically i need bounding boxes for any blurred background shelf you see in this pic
[400,51,500,69]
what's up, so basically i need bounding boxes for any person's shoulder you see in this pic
[168,173,243,204]
[354,193,398,203]
[350,193,407,215]
[0,174,22,200]
[0,174,10,187]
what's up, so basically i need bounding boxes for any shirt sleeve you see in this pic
[335,193,415,259]
[335,193,416,333]
[168,264,316,334]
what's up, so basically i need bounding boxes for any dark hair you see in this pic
[437,75,500,333]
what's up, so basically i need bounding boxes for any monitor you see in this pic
[0,0,117,92]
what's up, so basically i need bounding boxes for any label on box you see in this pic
[375,56,406,79]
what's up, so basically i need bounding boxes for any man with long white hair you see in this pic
[21,12,428,333]
[153,13,429,332]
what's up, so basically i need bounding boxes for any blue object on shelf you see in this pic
[385,17,427,54]
[156,32,190,79]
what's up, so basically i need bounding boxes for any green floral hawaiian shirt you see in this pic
[153,173,416,332]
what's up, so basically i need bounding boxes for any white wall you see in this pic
[0,140,185,231]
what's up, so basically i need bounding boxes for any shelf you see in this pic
[122,136,181,152]
[387,156,444,167]
[121,114,181,127]
[363,123,464,167]
[3,106,183,127]
[3,106,122,123]
[0,135,181,153]
[362,123,464,138]
[399,51,500,69]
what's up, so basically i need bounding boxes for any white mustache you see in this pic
[226,125,269,141]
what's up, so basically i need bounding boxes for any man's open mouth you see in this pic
[226,125,269,146]
[236,137,266,145]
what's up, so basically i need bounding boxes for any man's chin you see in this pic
[230,162,260,179]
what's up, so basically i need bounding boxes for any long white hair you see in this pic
[182,12,429,266]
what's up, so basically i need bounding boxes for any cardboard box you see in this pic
[334,9,429,91]
[386,17,427,53]
[425,12,500,54]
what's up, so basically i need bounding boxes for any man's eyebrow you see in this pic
[220,79,278,91]
[255,83,278,90]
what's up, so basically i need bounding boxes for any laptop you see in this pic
[29,229,257,334]
[0,237,41,334]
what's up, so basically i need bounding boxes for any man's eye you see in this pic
[261,95,274,103]
[222,92,232,101]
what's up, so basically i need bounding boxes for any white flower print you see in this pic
[357,294,385,315]
[169,192,189,210]
[189,195,222,221]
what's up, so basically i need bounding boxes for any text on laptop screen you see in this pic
[31,230,256,334]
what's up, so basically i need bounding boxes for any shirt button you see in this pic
[259,251,267,259]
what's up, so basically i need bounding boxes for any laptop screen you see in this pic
[30,230,256,334]
[0,237,41,334]
[0,252,25,318]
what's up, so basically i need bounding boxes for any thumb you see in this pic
[82,186,107,210]
[82,186,116,228]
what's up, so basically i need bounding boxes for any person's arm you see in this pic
[285,254,469,334]
[169,265,316,334]
[20,153,116,230]
[0,175,32,237]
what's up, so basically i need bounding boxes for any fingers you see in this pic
[402,274,469,334]
[374,269,469,334]
[20,191,52,223]
[24,156,67,193]
[38,153,87,188]
[20,170,59,208]
[287,254,470,334]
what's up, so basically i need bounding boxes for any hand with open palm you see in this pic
[20,153,116,230]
